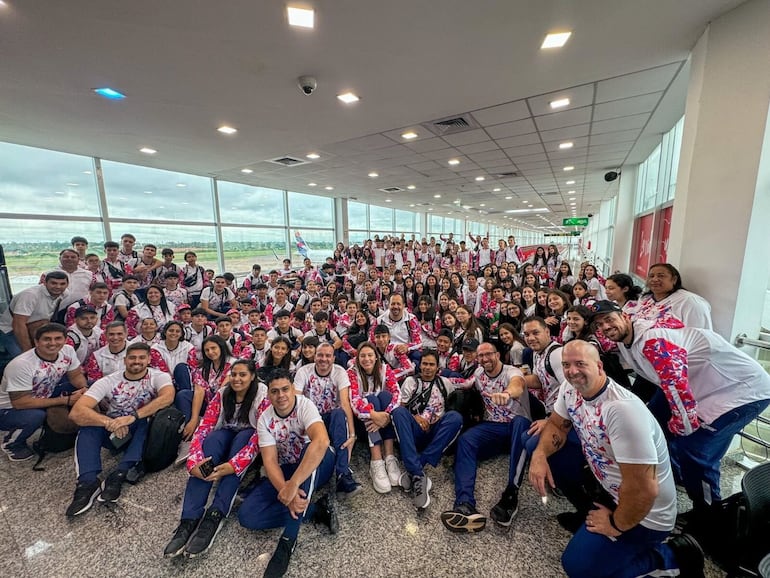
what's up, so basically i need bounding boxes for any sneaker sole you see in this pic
[184,521,224,558]
[97,478,122,503]
[440,511,487,533]
[7,452,34,462]
[67,487,101,518]
[163,543,188,559]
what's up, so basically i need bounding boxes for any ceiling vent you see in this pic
[268,156,307,167]
[543,191,559,196]
[495,171,519,179]
[423,113,479,136]
[379,186,404,193]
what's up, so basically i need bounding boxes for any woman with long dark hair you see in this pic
[531,246,547,270]
[414,295,440,349]
[126,284,176,339]
[163,359,267,559]
[604,273,643,311]
[554,261,576,288]
[545,244,560,279]
[425,274,441,304]
[347,341,402,494]
[493,322,527,367]
[257,336,294,382]
[628,263,713,329]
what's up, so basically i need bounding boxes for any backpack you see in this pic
[405,377,448,416]
[542,343,562,380]
[141,406,185,473]
[446,387,485,431]
[183,265,204,288]
[32,406,78,471]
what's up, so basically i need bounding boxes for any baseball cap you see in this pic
[74,306,98,318]
[590,300,623,317]
[461,338,480,351]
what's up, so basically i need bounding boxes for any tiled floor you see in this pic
[0,442,737,577]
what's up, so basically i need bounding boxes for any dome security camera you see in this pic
[298,76,317,95]
[604,171,620,182]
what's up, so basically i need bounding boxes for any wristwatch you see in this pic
[131,409,140,421]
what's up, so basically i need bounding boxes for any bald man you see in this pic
[529,341,703,578]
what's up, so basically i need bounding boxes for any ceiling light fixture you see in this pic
[93,87,126,100]
[541,31,572,49]
[306,152,320,159]
[550,98,570,109]
[287,6,314,28]
[308,182,317,187]
[492,187,501,192]
[505,196,512,200]
[241,168,254,174]
[407,185,416,190]
[433,194,441,198]
[217,126,238,135]
[563,166,574,171]
[479,203,486,207]
[566,180,576,185]
[559,142,574,150]
[475,176,485,182]
[337,92,360,104]
[139,147,157,155]
[409,204,415,207]
[567,190,575,195]
[401,131,418,140]
[448,159,460,165]
[324,186,334,190]
[368,172,379,178]
[505,207,550,214]
[385,199,392,203]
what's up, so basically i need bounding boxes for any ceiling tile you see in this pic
[527,83,595,116]
[442,129,491,147]
[502,142,545,157]
[486,118,537,139]
[493,132,541,149]
[422,147,462,161]
[596,62,682,103]
[542,136,589,153]
[467,149,507,163]
[405,137,451,153]
[589,129,641,146]
[534,106,593,132]
[456,140,500,155]
[591,113,650,134]
[539,124,591,142]
[325,134,395,154]
[593,92,662,122]
[471,100,530,126]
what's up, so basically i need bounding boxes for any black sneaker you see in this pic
[66,481,101,518]
[312,494,339,534]
[263,535,297,578]
[490,487,519,527]
[98,469,128,503]
[666,532,705,578]
[556,511,586,534]
[336,471,362,498]
[440,502,487,533]
[163,518,200,558]
[185,508,224,558]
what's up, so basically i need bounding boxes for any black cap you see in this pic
[274,309,291,319]
[461,338,480,351]
[74,306,98,318]
[373,324,390,335]
[590,300,623,317]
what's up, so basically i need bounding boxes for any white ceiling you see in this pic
[0,0,746,231]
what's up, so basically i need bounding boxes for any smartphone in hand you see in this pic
[198,460,215,478]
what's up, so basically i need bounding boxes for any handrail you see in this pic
[735,333,770,350]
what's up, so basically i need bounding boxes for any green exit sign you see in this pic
[571,231,581,236]
[563,217,589,226]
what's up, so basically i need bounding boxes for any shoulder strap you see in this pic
[543,343,562,379]
[67,329,82,350]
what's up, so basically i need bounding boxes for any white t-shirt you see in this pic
[626,290,712,330]
[554,377,676,532]
[400,375,455,422]
[85,368,172,418]
[0,345,80,409]
[586,277,607,300]
[67,326,103,365]
[256,395,322,465]
[0,284,65,333]
[469,364,528,422]
[294,364,350,415]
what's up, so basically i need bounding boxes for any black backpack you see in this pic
[141,406,185,473]
[32,406,78,471]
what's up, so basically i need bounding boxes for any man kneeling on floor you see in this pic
[238,368,337,578]
[529,341,704,578]
[66,342,174,517]
[391,349,463,510]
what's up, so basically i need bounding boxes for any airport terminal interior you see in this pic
[1,1,770,577]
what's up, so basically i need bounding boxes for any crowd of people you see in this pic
[1,231,769,578]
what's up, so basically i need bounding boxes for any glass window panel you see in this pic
[394,209,415,232]
[218,182,285,226]
[0,142,100,217]
[290,229,334,264]
[287,191,333,227]
[101,160,214,221]
[369,205,393,232]
[668,117,683,201]
[109,221,218,272]
[348,202,368,230]
[428,215,443,235]
[221,226,288,276]
[0,219,104,292]
[349,230,369,245]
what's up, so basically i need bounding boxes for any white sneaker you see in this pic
[174,441,191,466]
[384,455,402,487]
[369,460,391,494]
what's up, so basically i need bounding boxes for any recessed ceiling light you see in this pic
[479,203,486,207]
[401,131,418,140]
[409,204,415,207]
[462,205,471,210]
[433,194,441,198]
[385,199,392,203]
[566,180,576,185]
[368,172,379,178]
[523,200,528,204]
[570,202,576,206]
[337,92,360,104]
[559,141,574,150]
[505,196,512,200]
[217,125,238,135]
[93,87,126,100]
[567,190,576,195]
[241,168,254,174]
[475,176,485,182]
[427,208,433,211]
[448,159,460,165]
[176,183,187,188]
[563,166,574,171]
[287,6,314,28]
[550,98,570,109]
[139,147,157,155]
[505,207,550,214]
[541,31,572,49]
[324,186,334,191]
[308,182,317,187]
[306,152,320,159]
[492,187,501,192]
[407,185,416,190]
